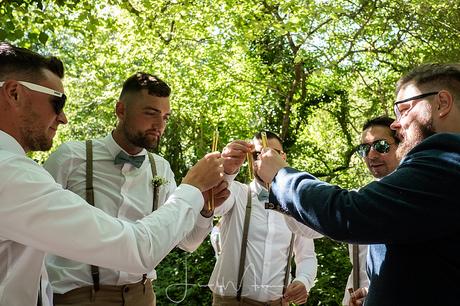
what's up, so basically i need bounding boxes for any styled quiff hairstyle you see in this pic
[119,72,171,100]
[0,41,64,81]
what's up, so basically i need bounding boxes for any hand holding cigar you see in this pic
[348,287,368,306]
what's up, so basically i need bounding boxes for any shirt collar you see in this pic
[104,132,147,160]
[250,179,267,194]
[0,130,26,156]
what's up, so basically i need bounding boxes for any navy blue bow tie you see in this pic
[114,151,145,168]
[257,189,269,202]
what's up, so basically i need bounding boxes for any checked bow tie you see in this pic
[114,151,145,168]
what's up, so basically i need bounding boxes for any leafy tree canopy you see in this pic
[2,0,459,304]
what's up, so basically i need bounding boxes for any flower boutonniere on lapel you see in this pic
[152,175,169,188]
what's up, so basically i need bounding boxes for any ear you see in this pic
[1,80,21,108]
[436,90,453,119]
[115,101,125,121]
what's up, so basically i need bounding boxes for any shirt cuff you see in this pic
[195,212,214,228]
[224,172,238,183]
[176,183,204,214]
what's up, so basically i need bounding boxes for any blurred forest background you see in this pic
[2,0,460,304]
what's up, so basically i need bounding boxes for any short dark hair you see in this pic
[0,42,64,81]
[396,63,460,98]
[119,72,171,100]
[362,116,399,143]
[253,130,283,147]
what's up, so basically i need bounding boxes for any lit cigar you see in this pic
[208,129,219,211]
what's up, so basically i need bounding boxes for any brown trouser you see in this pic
[53,279,155,306]
[212,293,286,306]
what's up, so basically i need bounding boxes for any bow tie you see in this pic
[114,151,145,168]
[257,189,270,202]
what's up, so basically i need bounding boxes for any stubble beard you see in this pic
[20,109,53,151]
[123,127,160,151]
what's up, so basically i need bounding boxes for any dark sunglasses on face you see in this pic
[0,80,67,115]
[252,148,283,160]
[357,139,393,157]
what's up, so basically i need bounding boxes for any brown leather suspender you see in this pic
[236,186,295,300]
[85,140,157,291]
[352,244,360,290]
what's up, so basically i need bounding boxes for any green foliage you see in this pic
[308,239,351,305]
[2,0,460,303]
[155,241,216,305]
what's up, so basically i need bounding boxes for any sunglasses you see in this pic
[357,139,393,157]
[0,80,67,114]
[252,148,283,160]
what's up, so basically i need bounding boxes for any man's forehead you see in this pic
[396,81,424,100]
[361,125,393,142]
[42,69,64,92]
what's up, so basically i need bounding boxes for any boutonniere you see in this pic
[152,175,168,188]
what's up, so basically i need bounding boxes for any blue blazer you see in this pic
[270,133,460,306]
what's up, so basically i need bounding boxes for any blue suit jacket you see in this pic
[270,133,460,306]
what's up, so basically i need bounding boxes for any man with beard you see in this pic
[43,72,225,306]
[256,63,460,305]
[0,44,225,306]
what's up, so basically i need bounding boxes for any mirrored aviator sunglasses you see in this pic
[357,139,392,157]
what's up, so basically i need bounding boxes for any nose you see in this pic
[366,146,380,159]
[390,119,400,131]
[157,117,167,132]
[58,111,68,125]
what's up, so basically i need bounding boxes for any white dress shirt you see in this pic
[284,216,324,239]
[43,133,212,293]
[0,130,204,306]
[209,180,317,302]
[342,244,370,305]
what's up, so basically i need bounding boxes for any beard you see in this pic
[123,126,160,151]
[19,109,53,151]
[396,118,435,160]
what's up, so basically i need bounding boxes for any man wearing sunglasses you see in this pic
[343,116,399,306]
[0,43,225,306]
[42,72,228,306]
[256,63,460,306]
[208,131,318,306]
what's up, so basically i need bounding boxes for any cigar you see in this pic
[348,288,355,301]
[208,129,219,211]
[260,131,269,189]
[247,152,254,181]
